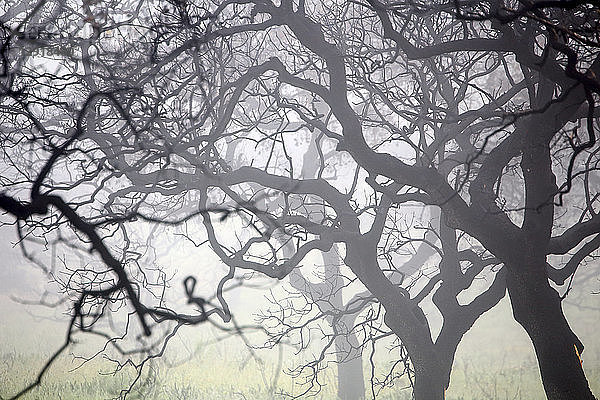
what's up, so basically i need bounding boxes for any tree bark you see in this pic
[411,359,447,400]
[317,248,367,400]
[507,260,596,400]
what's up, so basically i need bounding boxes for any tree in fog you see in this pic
[1,1,600,400]
[0,1,248,398]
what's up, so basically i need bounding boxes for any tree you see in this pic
[363,1,600,398]
[180,1,597,398]
[1,1,599,400]
[0,1,256,398]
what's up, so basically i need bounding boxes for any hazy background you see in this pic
[1,223,599,400]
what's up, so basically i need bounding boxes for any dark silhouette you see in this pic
[1,1,599,399]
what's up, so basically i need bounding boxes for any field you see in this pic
[2,292,599,400]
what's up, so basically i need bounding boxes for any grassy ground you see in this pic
[1,347,598,400]
[1,294,599,400]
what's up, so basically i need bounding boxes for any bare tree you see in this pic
[2,1,600,400]
[363,1,600,398]
[0,1,260,398]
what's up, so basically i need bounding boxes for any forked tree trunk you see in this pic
[507,261,596,400]
[346,241,451,400]
[381,311,450,400]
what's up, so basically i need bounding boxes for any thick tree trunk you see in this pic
[330,281,448,400]
[507,262,596,400]
[382,313,449,400]
[412,362,447,400]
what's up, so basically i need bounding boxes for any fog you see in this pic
[2,1,600,399]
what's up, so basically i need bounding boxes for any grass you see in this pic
[1,293,599,399]
[2,335,598,400]
[1,351,597,400]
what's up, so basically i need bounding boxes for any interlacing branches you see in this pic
[1,1,600,399]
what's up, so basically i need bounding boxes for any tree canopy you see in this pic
[1,1,599,399]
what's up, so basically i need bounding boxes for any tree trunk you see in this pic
[382,312,449,400]
[335,330,365,400]
[507,261,596,400]
[346,241,449,400]
[412,362,446,400]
